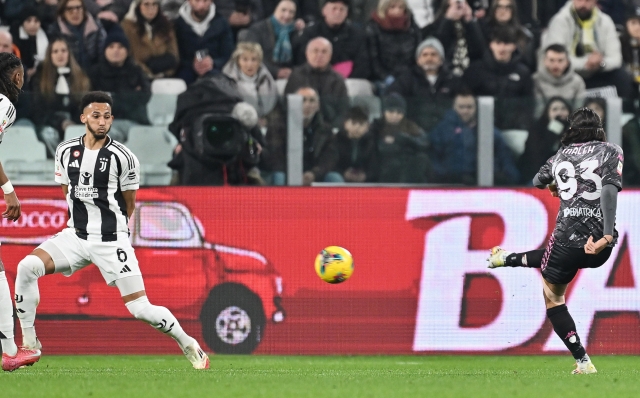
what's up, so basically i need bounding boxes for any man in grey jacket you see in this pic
[542,0,632,99]
[533,44,586,116]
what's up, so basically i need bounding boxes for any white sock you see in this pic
[14,256,45,348]
[125,296,194,351]
[0,271,18,356]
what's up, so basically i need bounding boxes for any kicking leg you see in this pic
[488,247,545,269]
[118,276,209,370]
[543,279,596,374]
[14,249,55,349]
[0,260,17,356]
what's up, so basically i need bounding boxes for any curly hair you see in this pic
[0,52,23,104]
[561,107,607,146]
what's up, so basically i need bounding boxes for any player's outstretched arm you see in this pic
[0,161,20,221]
[585,184,618,255]
[122,190,137,219]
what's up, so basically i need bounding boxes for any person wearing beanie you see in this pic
[9,6,49,81]
[88,28,151,143]
[121,0,179,79]
[621,5,640,87]
[292,0,370,79]
[368,92,430,183]
[387,36,461,133]
[47,0,107,71]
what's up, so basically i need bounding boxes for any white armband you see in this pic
[1,180,14,194]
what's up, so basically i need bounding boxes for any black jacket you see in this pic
[89,57,151,124]
[333,128,378,181]
[293,20,370,79]
[463,51,533,129]
[387,65,461,133]
[365,18,421,81]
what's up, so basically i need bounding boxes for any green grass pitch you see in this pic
[2,355,639,397]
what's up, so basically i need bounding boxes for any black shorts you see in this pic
[541,235,613,284]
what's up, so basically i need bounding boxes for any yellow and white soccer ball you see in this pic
[314,246,354,284]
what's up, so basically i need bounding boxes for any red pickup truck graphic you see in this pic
[0,198,285,354]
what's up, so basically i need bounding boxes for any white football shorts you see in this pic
[38,227,142,288]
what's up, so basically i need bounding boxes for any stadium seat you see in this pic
[345,79,374,97]
[351,96,381,121]
[151,78,187,95]
[501,129,529,157]
[147,93,178,126]
[126,126,177,186]
[276,79,287,98]
[64,125,86,141]
[0,126,50,182]
[621,113,634,127]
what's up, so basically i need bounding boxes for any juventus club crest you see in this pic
[81,172,92,185]
[99,157,108,172]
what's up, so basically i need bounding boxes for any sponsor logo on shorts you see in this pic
[563,207,602,218]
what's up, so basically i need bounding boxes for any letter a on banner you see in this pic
[544,192,640,352]
[407,190,548,351]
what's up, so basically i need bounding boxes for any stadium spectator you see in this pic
[542,0,633,99]
[214,0,264,38]
[35,0,60,34]
[9,7,49,82]
[0,29,20,58]
[222,42,278,118]
[293,0,370,79]
[121,0,179,79]
[621,5,640,90]
[261,87,341,185]
[518,97,571,183]
[333,106,377,183]
[533,44,586,116]
[174,0,234,85]
[89,30,150,142]
[583,96,607,126]
[83,0,134,23]
[463,25,533,130]
[479,0,536,70]
[47,0,107,71]
[365,0,421,86]
[30,37,91,157]
[237,0,305,79]
[369,93,429,183]
[422,0,485,76]
[284,37,348,125]
[160,0,183,20]
[430,90,519,185]
[387,36,460,134]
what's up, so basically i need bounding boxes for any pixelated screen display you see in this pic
[1,187,639,355]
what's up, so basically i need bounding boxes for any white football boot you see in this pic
[487,246,512,269]
[183,341,210,370]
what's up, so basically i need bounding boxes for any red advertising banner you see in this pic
[1,187,639,355]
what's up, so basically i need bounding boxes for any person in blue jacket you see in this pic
[430,89,520,185]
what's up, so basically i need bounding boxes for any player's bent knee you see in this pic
[124,296,152,320]
[17,255,46,280]
[543,284,565,306]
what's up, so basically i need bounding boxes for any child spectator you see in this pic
[10,7,49,83]
[334,106,377,183]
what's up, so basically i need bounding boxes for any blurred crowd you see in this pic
[4,0,640,186]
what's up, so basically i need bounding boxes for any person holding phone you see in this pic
[175,0,234,84]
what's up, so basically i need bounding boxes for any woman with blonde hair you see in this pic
[366,0,421,87]
[30,37,90,157]
[223,42,278,119]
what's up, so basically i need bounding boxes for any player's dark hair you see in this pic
[0,52,22,104]
[81,91,113,111]
[562,107,606,145]
[344,106,369,124]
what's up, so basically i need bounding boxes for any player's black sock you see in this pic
[505,250,544,268]
[547,304,586,360]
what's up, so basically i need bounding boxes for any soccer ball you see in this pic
[314,246,354,284]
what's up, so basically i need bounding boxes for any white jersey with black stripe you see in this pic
[0,93,17,144]
[55,135,140,242]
